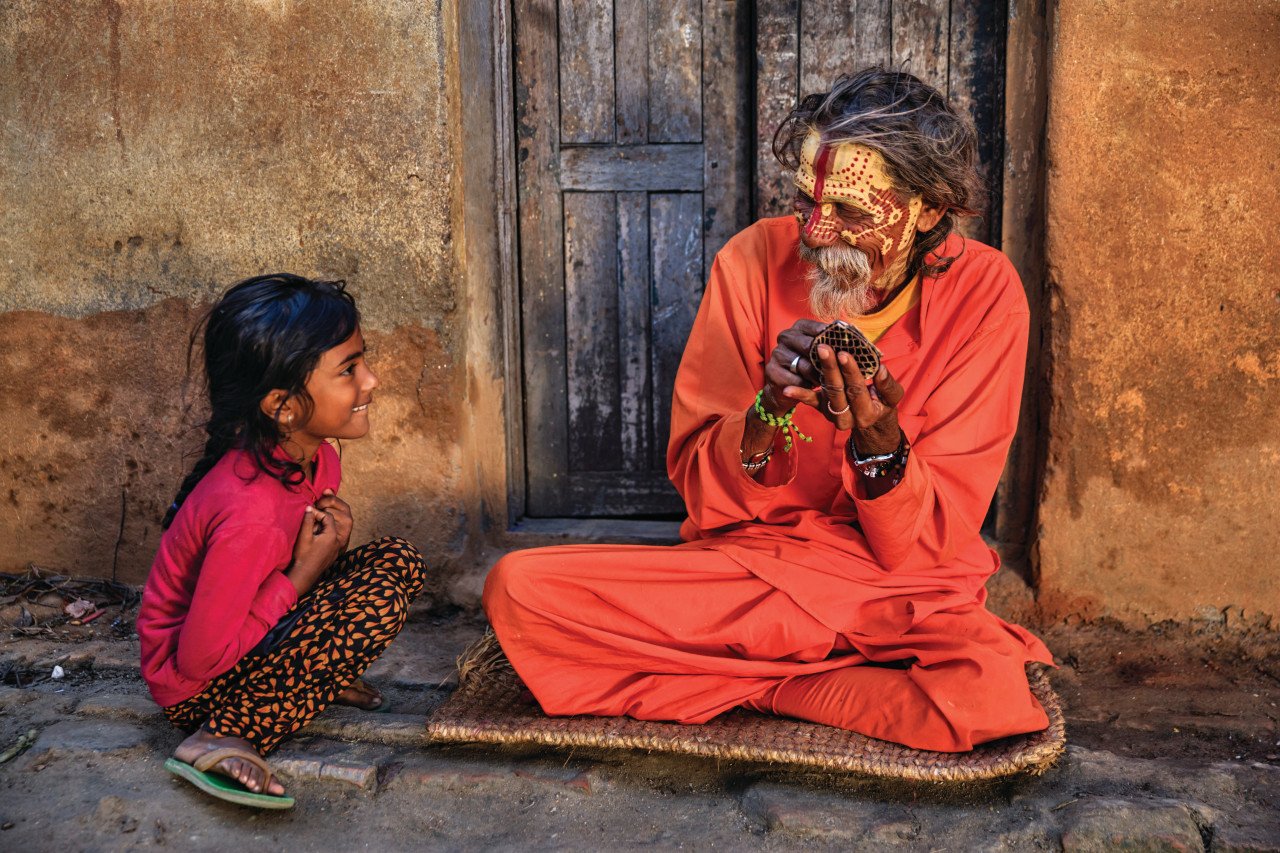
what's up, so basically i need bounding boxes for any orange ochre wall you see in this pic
[1036,0,1280,624]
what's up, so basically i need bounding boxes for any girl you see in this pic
[137,273,425,809]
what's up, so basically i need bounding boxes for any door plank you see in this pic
[799,0,857,95]
[891,0,950,92]
[560,144,703,191]
[564,192,623,471]
[615,0,649,144]
[617,191,652,471]
[648,0,703,143]
[518,0,571,514]
[560,0,615,143]
[949,0,1006,243]
[649,193,704,469]
[702,0,753,264]
[854,0,892,68]
[755,0,800,218]
[566,471,686,515]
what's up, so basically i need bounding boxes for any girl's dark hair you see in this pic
[162,273,359,530]
[773,67,983,282]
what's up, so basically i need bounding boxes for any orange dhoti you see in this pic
[484,542,1050,753]
[486,221,1054,752]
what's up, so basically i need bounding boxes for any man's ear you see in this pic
[260,390,295,427]
[916,202,947,233]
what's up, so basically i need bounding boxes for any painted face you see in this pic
[294,327,380,442]
[793,131,922,257]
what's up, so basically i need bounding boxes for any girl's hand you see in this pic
[286,506,342,595]
[315,489,353,553]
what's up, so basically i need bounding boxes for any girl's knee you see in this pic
[360,535,425,596]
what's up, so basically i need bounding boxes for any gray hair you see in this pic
[773,67,983,281]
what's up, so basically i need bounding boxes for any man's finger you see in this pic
[814,345,852,418]
[776,333,819,383]
[784,386,823,410]
[765,358,805,389]
[791,318,829,335]
[838,352,880,424]
[778,328,816,355]
[872,365,905,408]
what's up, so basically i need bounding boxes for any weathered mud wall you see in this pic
[0,1,470,588]
[1037,0,1280,625]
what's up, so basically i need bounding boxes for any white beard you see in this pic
[797,242,880,320]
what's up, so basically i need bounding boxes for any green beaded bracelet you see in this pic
[753,390,812,453]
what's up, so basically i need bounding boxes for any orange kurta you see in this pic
[484,218,1053,752]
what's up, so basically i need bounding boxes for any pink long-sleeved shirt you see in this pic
[137,442,339,707]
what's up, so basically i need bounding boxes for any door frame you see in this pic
[457,0,1051,556]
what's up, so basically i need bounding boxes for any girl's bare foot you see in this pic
[173,730,286,796]
[335,679,383,711]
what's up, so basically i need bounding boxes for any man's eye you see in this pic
[341,364,356,376]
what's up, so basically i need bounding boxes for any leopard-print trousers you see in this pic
[163,535,425,754]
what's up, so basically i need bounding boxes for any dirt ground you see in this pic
[1,595,1278,850]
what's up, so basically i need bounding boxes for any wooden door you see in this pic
[515,0,751,517]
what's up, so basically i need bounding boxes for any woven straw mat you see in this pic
[427,635,1066,782]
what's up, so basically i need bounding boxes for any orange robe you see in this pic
[484,217,1053,752]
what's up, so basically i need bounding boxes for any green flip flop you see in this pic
[165,748,295,810]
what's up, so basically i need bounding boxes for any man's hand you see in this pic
[285,505,343,596]
[739,319,828,473]
[761,319,828,415]
[785,344,904,456]
[315,488,353,553]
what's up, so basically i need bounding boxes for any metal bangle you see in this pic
[741,447,772,473]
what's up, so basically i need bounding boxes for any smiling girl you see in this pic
[137,274,424,809]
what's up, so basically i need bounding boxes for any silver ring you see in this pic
[827,400,851,416]
[788,354,802,373]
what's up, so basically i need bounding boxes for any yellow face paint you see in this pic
[793,131,922,255]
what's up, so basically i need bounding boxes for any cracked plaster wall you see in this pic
[0,0,471,588]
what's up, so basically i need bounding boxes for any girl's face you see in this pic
[292,327,380,442]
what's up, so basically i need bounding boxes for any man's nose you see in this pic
[800,202,841,248]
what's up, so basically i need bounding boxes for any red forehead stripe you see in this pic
[802,142,833,239]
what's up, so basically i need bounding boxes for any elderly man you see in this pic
[484,68,1052,752]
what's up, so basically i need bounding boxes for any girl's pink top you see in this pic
[137,443,341,707]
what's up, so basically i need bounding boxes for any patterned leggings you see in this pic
[163,536,425,754]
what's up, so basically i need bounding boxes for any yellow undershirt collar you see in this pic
[853,275,921,344]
